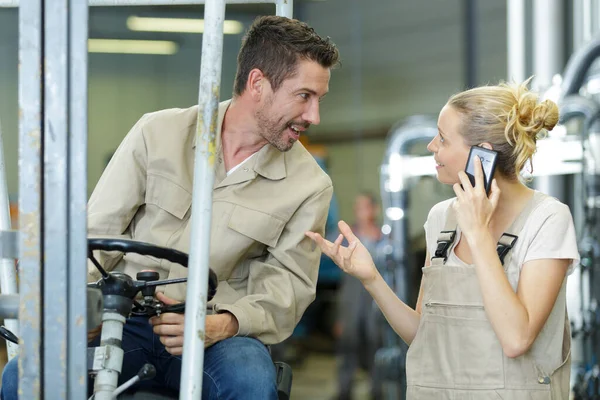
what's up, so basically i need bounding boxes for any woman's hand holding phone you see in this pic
[453,154,501,242]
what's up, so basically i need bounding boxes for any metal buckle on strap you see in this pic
[496,233,518,265]
[432,230,456,262]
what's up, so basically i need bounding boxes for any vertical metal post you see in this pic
[43,0,70,395]
[0,117,19,360]
[573,0,584,51]
[507,0,526,82]
[18,0,43,397]
[583,0,593,42]
[68,0,89,397]
[533,0,564,89]
[463,0,477,88]
[180,1,225,398]
[532,0,566,200]
[276,0,293,18]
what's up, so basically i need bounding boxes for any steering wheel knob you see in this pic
[137,271,160,282]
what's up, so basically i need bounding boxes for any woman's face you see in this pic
[427,104,471,185]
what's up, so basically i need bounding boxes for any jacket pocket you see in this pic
[224,205,286,280]
[145,173,192,219]
[227,204,286,248]
[416,302,505,389]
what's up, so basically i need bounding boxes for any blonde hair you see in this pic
[447,78,559,179]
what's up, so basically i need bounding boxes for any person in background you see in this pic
[335,191,383,400]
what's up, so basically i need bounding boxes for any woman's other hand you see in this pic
[306,220,378,284]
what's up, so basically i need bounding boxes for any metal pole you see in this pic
[532,0,566,200]
[0,0,279,7]
[179,1,225,399]
[583,0,593,44]
[276,0,293,18]
[584,0,598,40]
[0,295,20,319]
[68,0,90,397]
[463,0,477,88]
[18,0,43,397]
[43,0,71,395]
[573,0,585,51]
[507,0,526,82]
[0,117,19,360]
[533,0,564,89]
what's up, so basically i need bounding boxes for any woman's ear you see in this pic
[479,142,493,151]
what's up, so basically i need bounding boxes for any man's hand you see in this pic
[150,292,240,356]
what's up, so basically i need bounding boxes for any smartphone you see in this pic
[464,146,498,196]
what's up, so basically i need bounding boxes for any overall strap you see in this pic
[431,192,546,267]
[497,191,546,268]
[431,202,458,266]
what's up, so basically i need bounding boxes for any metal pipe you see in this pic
[507,0,526,82]
[533,0,564,90]
[180,1,225,399]
[560,35,600,99]
[573,0,584,52]
[583,0,593,44]
[463,0,477,88]
[18,0,43,397]
[379,116,438,299]
[0,295,20,319]
[276,0,293,18]
[0,118,19,360]
[532,0,565,201]
[68,0,89,397]
[0,0,277,6]
[43,0,71,395]
[92,312,127,400]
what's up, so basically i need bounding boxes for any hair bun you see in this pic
[515,94,558,136]
[533,99,559,131]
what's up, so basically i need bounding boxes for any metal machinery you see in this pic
[0,0,293,399]
[374,116,440,399]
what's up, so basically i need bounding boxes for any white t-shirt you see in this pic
[226,153,256,176]
[423,193,580,276]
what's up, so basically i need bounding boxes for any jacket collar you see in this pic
[193,99,287,181]
[191,99,229,153]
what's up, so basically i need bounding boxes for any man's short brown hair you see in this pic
[233,16,340,96]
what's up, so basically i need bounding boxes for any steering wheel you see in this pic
[87,238,219,399]
[87,238,218,317]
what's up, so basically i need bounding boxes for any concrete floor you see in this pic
[0,343,373,400]
[292,352,371,400]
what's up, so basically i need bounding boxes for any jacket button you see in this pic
[537,376,550,384]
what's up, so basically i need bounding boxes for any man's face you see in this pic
[255,59,330,152]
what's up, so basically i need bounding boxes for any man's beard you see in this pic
[255,107,296,152]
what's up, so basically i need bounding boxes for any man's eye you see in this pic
[439,135,445,143]
[299,93,309,100]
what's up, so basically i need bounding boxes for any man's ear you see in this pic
[479,142,493,151]
[247,68,267,100]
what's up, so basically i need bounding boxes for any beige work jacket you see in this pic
[87,100,333,344]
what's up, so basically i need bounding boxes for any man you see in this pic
[1,15,339,400]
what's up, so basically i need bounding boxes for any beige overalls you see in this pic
[406,192,571,399]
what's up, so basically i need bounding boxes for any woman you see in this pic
[307,80,579,399]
